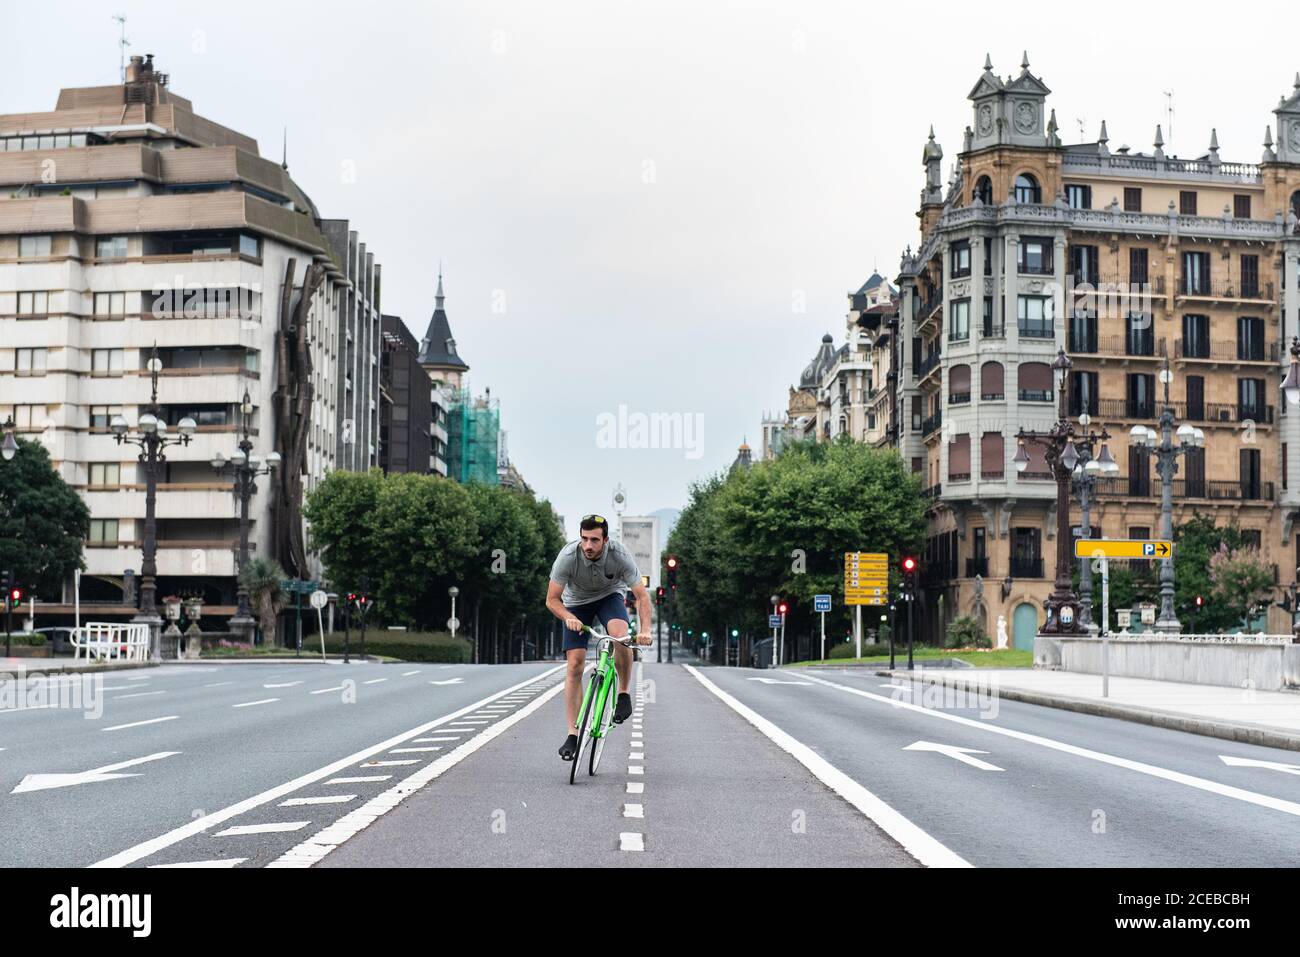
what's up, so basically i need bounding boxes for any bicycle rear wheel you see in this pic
[569,671,601,785]
[589,675,617,776]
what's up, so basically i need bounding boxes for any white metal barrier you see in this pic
[71,623,151,662]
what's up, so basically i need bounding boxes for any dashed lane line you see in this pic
[623,804,644,818]
[216,822,311,837]
[89,666,564,868]
[102,716,179,732]
[326,776,390,784]
[280,795,356,807]
[148,859,246,868]
[626,782,644,794]
[619,833,644,852]
[232,698,279,709]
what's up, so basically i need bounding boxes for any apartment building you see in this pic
[895,55,1300,647]
[0,56,382,614]
[418,273,466,477]
[378,314,432,475]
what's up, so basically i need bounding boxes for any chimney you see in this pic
[125,55,144,83]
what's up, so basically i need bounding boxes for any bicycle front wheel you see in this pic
[589,676,617,776]
[570,671,601,785]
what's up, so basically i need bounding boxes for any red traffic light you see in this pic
[1194,595,1204,608]
[666,556,678,569]
[9,588,22,604]
[777,602,788,615]
[902,557,917,572]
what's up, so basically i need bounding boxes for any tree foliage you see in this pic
[0,438,89,597]
[1208,544,1275,627]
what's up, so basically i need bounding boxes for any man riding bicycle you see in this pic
[546,514,653,761]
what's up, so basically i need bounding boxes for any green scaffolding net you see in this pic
[446,387,500,485]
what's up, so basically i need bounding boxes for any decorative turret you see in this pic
[1207,128,1220,167]
[1272,73,1300,165]
[967,53,1051,152]
[1153,124,1166,161]
[922,126,944,205]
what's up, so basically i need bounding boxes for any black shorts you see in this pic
[561,593,629,652]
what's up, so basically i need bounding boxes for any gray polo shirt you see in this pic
[550,538,642,607]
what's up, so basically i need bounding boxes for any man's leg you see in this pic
[606,616,633,694]
[564,647,587,735]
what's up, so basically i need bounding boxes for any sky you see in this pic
[5,1,1300,538]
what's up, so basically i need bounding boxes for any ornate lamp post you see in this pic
[1072,413,1120,633]
[1279,337,1300,641]
[1,416,17,461]
[1129,356,1204,634]
[1013,348,1112,634]
[211,390,279,643]
[111,347,196,660]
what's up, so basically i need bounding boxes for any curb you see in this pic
[182,655,387,665]
[876,669,1300,753]
[0,659,159,675]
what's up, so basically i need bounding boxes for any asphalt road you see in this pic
[4,654,1298,867]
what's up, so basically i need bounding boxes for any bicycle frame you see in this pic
[576,635,624,740]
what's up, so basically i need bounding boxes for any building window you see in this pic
[1065,184,1092,210]
[1069,310,1097,353]
[95,236,128,259]
[1233,194,1252,219]
[1129,247,1149,286]
[1179,190,1198,215]
[1017,295,1055,338]
[1239,377,1266,420]
[949,299,970,341]
[0,404,48,429]
[1240,448,1262,500]
[1181,251,1210,295]
[1017,237,1053,275]
[1241,254,1260,298]
[19,235,51,258]
[88,519,119,545]
[92,348,124,376]
[1182,314,1210,359]
[973,176,993,205]
[1069,370,1099,416]
[89,463,121,487]
[15,347,47,375]
[1123,187,1142,212]
[983,237,993,276]
[950,241,971,278]
[1018,362,1054,402]
[980,361,1005,401]
[1069,244,1100,286]
[239,234,262,258]
[1127,373,1156,419]
[89,405,123,430]
[1014,174,1041,204]
[94,292,127,319]
[17,291,50,317]
[1126,312,1154,356]
[1237,317,1265,361]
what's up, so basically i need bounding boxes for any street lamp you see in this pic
[1015,348,1111,635]
[211,390,278,643]
[112,346,196,660]
[1130,357,1204,634]
[1282,336,1300,407]
[1071,412,1120,633]
[1,416,17,461]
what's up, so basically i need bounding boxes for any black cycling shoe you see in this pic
[613,693,633,724]
[558,734,578,761]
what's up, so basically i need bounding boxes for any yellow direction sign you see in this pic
[1074,539,1173,559]
[846,595,888,606]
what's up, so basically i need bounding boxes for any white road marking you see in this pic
[12,751,181,794]
[279,795,356,807]
[456,719,490,724]
[623,804,644,818]
[126,676,151,682]
[203,682,234,688]
[215,822,311,837]
[233,698,280,709]
[102,716,179,732]
[360,759,419,767]
[267,674,569,868]
[628,765,644,775]
[746,677,814,685]
[903,741,1004,772]
[310,685,347,695]
[626,782,644,794]
[1219,755,1300,776]
[326,776,391,784]
[113,691,166,700]
[363,679,387,685]
[401,671,422,676]
[629,752,644,761]
[390,747,441,753]
[619,832,644,851]
[413,736,461,743]
[684,665,970,868]
[794,670,1300,823]
[429,678,464,686]
[149,858,246,868]
[263,681,304,689]
[90,667,565,869]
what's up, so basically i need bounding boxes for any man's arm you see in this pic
[547,580,582,631]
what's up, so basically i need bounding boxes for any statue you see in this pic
[996,614,1009,650]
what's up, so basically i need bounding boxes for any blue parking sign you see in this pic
[814,594,832,613]
[768,615,782,628]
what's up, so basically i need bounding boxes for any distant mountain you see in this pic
[648,507,681,543]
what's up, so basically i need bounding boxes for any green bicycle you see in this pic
[570,625,639,785]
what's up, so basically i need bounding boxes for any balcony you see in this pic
[949,391,971,405]
[1094,476,1274,503]
[1017,471,1054,482]
[1018,325,1055,340]
[1174,339,1280,363]
[922,412,942,437]
[1068,333,1167,358]
[948,472,971,483]
[1178,277,1276,302]
[916,350,942,382]
[1094,398,1274,426]
[921,483,943,500]
[966,557,989,578]
[980,469,1005,480]
[1009,557,1044,578]
[982,320,1006,339]
[1019,390,1054,403]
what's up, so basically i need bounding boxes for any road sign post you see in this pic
[310,589,328,663]
[1099,556,1110,699]
[814,594,831,662]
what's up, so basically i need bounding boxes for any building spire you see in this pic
[1020,50,1030,73]
[983,53,993,72]
[435,265,445,309]
[281,127,288,171]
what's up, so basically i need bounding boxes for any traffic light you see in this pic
[777,601,788,616]
[730,628,739,638]
[655,586,666,603]
[8,586,23,608]
[1194,594,1204,609]
[665,555,678,589]
[902,557,918,594]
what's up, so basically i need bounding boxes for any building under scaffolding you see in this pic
[446,387,500,485]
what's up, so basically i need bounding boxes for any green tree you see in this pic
[240,556,288,646]
[1208,544,1275,629]
[0,437,89,597]
[303,469,384,592]
[946,614,990,649]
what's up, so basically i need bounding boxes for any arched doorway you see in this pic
[1013,603,1039,650]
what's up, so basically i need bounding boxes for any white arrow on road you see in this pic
[746,677,813,685]
[903,741,1003,771]
[11,751,180,794]
[1219,755,1300,776]
[429,678,465,686]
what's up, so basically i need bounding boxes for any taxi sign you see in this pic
[1074,539,1173,559]
[814,594,832,613]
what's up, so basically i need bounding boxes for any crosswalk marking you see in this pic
[215,822,311,837]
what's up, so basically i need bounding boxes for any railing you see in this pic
[980,391,1005,401]
[1018,325,1055,339]
[1174,339,1279,363]
[921,483,943,500]
[71,622,151,662]
[1178,277,1276,301]
[1009,558,1044,578]
[966,557,989,578]
[948,472,971,482]
[936,202,1287,243]
[916,350,942,380]
[1093,476,1274,502]
[982,321,1006,338]
[1018,471,1054,482]
[922,412,943,437]
[1094,398,1274,425]
[949,391,971,405]
[1019,390,1053,403]
[980,469,1005,480]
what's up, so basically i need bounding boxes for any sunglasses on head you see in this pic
[582,514,607,524]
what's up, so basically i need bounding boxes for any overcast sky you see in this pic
[6,1,1300,538]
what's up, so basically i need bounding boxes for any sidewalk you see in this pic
[0,657,158,674]
[876,667,1300,752]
